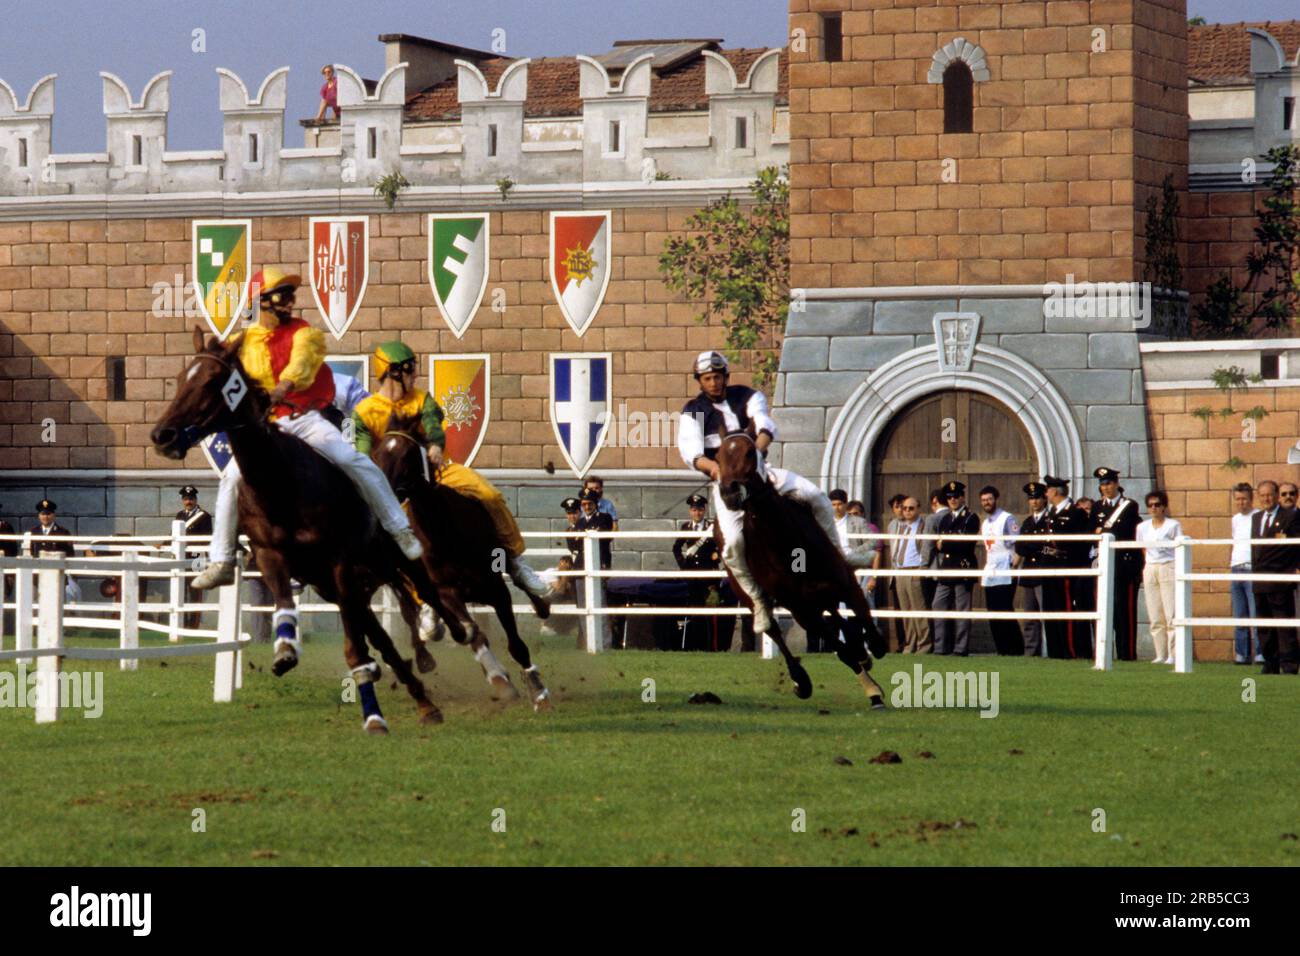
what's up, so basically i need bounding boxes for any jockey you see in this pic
[192,269,424,590]
[351,341,552,609]
[677,350,871,636]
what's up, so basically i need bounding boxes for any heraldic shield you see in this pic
[429,214,490,338]
[428,353,490,467]
[192,219,252,340]
[550,211,611,336]
[549,353,612,478]
[308,216,369,340]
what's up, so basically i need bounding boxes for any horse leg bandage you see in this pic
[351,663,384,721]
[272,609,302,656]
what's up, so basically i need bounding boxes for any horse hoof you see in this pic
[271,652,298,678]
[790,665,814,700]
[532,689,554,713]
[488,673,521,700]
[418,706,444,726]
[529,594,552,621]
[364,715,389,735]
[869,695,886,711]
[415,647,437,674]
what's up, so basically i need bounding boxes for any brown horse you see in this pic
[371,413,553,711]
[150,328,463,733]
[713,426,887,707]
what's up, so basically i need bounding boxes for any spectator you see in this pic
[175,486,213,630]
[979,485,1023,655]
[575,488,615,648]
[1229,481,1262,665]
[582,475,618,530]
[0,502,16,558]
[1136,490,1181,664]
[891,496,930,653]
[1013,482,1051,657]
[934,481,979,656]
[1282,481,1300,631]
[538,555,581,644]
[883,493,908,651]
[847,500,867,519]
[825,489,881,654]
[1076,497,1094,518]
[315,65,340,122]
[920,488,950,650]
[561,496,582,565]
[1250,480,1300,675]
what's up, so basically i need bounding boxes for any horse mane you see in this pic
[386,410,425,440]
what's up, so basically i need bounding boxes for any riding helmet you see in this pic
[374,341,417,381]
[693,350,729,379]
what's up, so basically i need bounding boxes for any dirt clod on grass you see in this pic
[833,755,853,766]
[687,692,722,704]
[869,750,902,764]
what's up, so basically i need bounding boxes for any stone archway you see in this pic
[821,342,1084,502]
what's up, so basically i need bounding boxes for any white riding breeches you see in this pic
[207,410,412,564]
[711,464,831,572]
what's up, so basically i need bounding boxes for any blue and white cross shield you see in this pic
[549,353,613,478]
[200,432,234,476]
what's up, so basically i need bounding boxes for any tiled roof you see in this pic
[403,45,788,122]
[1188,21,1300,85]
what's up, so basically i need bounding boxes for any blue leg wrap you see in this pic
[358,681,382,720]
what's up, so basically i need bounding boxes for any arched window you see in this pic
[943,62,973,134]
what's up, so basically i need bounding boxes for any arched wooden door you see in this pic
[870,390,1039,532]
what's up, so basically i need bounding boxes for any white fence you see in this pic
[4,522,1291,723]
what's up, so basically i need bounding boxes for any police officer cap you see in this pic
[1023,481,1047,498]
[179,485,199,497]
[1093,467,1121,483]
[1043,476,1070,490]
[36,499,56,513]
[686,494,708,508]
[943,480,966,497]
[579,488,601,503]
[561,497,580,513]
[828,489,849,503]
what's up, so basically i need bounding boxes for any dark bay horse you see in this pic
[714,427,887,707]
[371,413,553,712]
[150,328,465,734]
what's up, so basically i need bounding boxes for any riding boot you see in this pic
[507,555,550,602]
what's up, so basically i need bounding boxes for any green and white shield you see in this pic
[428,214,489,338]
[191,219,252,341]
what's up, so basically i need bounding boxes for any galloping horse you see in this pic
[371,413,553,711]
[150,329,467,733]
[714,425,887,707]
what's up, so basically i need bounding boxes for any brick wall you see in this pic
[1146,383,1300,659]
[788,0,1188,289]
[1183,188,1268,304]
[0,209,736,472]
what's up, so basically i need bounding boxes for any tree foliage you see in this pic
[658,166,789,393]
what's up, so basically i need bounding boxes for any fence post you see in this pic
[34,554,63,724]
[213,560,243,703]
[380,584,396,637]
[1173,536,1193,674]
[169,519,184,642]
[1093,534,1115,670]
[15,534,34,666]
[0,562,6,646]
[120,553,139,671]
[583,533,603,654]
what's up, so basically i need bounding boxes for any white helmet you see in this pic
[693,350,729,379]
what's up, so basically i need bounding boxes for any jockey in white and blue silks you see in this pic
[676,351,872,636]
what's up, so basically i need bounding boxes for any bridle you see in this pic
[172,351,252,451]
[717,431,763,506]
[381,429,431,483]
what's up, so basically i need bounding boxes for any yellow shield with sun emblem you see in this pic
[428,353,490,467]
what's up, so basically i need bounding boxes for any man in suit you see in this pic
[1250,479,1300,675]
[891,496,930,653]
[1091,467,1144,661]
[673,493,723,652]
[28,499,79,604]
[933,481,980,656]
[1040,477,1094,659]
[1013,482,1051,657]
[883,494,909,651]
[920,489,950,652]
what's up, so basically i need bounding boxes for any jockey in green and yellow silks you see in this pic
[353,341,551,606]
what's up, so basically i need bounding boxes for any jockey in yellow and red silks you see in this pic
[192,270,425,595]
[352,340,551,608]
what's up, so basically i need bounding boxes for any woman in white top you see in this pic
[1136,490,1182,664]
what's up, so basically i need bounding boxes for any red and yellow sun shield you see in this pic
[428,353,490,467]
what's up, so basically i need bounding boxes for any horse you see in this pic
[370,412,553,711]
[713,426,887,707]
[150,328,473,734]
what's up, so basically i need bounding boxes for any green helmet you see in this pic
[374,341,416,380]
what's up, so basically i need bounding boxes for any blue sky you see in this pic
[0,0,1291,153]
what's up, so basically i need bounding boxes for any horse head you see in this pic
[150,325,266,460]
[372,412,429,500]
[714,421,762,511]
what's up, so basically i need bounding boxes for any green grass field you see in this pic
[1,632,1296,866]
